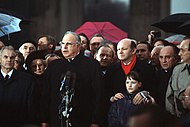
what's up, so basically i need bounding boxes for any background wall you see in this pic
[0,0,170,49]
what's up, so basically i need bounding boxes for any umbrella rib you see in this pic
[0,28,6,34]
[100,23,107,34]
[93,23,102,34]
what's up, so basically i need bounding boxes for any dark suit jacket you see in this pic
[106,58,156,98]
[0,69,34,127]
[155,68,174,107]
[41,53,104,127]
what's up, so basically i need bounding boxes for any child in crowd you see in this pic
[108,71,154,127]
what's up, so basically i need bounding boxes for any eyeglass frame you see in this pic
[59,41,80,46]
[181,95,190,100]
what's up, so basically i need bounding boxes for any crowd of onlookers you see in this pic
[0,30,190,127]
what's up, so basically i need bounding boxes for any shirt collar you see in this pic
[181,63,189,72]
[68,58,75,62]
[1,69,13,78]
[67,52,80,62]
[122,60,131,66]
[122,55,136,66]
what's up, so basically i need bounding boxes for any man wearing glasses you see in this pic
[41,31,103,127]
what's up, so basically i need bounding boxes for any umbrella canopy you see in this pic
[176,20,190,36]
[75,21,128,43]
[0,13,21,37]
[151,13,190,34]
[165,34,185,45]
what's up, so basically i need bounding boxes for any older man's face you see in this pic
[90,37,103,54]
[60,34,80,59]
[19,42,36,60]
[159,46,177,70]
[38,37,50,50]
[117,40,135,63]
[178,39,190,64]
[136,44,150,61]
[95,46,113,67]
[0,49,15,72]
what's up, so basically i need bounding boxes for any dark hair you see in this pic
[153,39,169,46]
[39,35,57,51]
[90,34,105,42]
[15,50,25,65]
[95,44,114,57]
[101,40,117,49]
[137,41,153,52]
[79,33,90,49]
[79,33,89,43]
[126,71,142,82]
[130,40,137,50]
[25,50,47,73]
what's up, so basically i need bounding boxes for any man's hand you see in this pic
[133,92,145,104]
[110,93,125,102]
[133,91,152,104]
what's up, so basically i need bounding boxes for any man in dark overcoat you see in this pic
[107,38,156,102]
[0,46,33,127]
[41,31,103,127]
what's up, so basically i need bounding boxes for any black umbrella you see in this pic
[176,20,190,36]
[151,13,190,33]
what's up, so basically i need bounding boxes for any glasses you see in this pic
[181,95,190,100]
[59,41,79,46]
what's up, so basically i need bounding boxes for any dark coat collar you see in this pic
[0,69,18,82]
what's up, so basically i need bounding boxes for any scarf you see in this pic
[121,55,137,75]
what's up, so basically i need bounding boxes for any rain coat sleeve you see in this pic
[165,63,190,117]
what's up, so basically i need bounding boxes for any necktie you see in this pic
[4,75,9,80]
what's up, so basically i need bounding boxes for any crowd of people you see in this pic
[0,30,190,127]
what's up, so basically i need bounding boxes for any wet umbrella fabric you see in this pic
[177,20,190,36]
[151,13,190,34]
[165,34,185,45]
[75,21,128,43]
[0,13,21,37]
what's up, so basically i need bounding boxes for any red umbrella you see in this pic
[75,21,128,43]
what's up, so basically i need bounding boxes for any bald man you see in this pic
[155,45,179,107]
[107,38,156,103]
